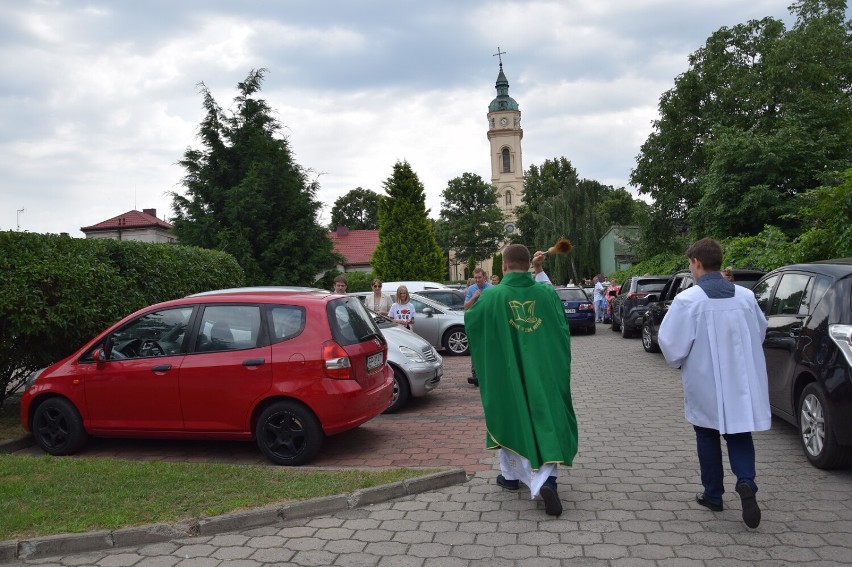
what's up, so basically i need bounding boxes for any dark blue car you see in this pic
[555,286,596,334]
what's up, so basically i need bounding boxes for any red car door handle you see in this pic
[151,364,172,372]
[242,358,265,367]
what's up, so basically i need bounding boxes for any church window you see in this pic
[502,148,511,173]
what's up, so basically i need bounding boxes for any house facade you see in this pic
[80,209,175,243]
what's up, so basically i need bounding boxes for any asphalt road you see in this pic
[6,322,852,565]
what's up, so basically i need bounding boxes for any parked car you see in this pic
[20,289,394,466]
[351,292,469,355]
[641,268,766,353]
[554,286,596,334]
[414,288,466,309]
[381,281,450,294]
[610,275,670,337]
[370,312,443,413]
[751,259,852,469]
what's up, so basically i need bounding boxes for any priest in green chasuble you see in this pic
[464,244,578,516]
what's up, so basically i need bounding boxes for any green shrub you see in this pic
[0,232,244,408]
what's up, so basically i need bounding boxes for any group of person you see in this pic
[334,238,769,529]
[591,274,620,322]
[463,238,768,529]
[332,276,415,329]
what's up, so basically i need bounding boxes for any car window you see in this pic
[110,307,194,359]
[270,306,305,342]
[327,296,381,346]
[752,275,778,315]
[556,289,587,301]
[195,305,262,352]
[770,273,811,316]
[798,275,831,316]
[411,297,440,314]
[638,280,667,293]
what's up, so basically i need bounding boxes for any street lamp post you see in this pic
[16,208,24,231]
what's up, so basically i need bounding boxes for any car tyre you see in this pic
[443,327,469,356]
[798,383,852,469]
[384,366,410,414]
[611,312,621,332]
[256,400,323,466]
[32,397,88,456]
[642,321,660,352]
[621,318,632,338]
[586,323,596,335]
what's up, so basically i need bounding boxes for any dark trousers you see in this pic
[694,425,757,506]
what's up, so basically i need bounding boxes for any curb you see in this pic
[0,468,469,563]
[0,435,34,454]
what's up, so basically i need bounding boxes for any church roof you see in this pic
[81,209,173,232]
[327,227,380,267]
[489,64,519,112]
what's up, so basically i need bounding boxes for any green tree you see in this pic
[170,69,337,285]
[792,167,852,261]
[438,173,505,265]
[371,161,445,281]
[631,0,852,248]
[328,187,380,230]
[515,158,580,242]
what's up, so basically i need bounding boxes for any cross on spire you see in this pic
[493,46,507,67]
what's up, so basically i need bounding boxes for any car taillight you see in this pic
[579,303,593,310]
[627,292,648,300]
[829,324,852,368]
[323,340,352,380]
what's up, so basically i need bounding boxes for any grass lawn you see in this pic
[0,454,441,541]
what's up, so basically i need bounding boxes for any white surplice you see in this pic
[658,284,771,434]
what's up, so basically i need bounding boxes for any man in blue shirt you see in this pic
[464,268,492,386]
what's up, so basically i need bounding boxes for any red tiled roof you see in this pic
[328,229,379,267]
[81,210,173,232]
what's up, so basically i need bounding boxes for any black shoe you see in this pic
[695,493,723,512]
[496,475,519,490]
[540,480,562,516]
[467,376,479,387]
[736,482,761,528]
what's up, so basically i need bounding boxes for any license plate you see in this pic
[565,308,576,314]
[366,352,383,371]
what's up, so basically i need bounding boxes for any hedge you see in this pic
[0,232,244,408]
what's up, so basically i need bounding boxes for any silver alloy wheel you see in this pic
[800,392,825,458]
[642,324,653,349]
[446,329,469,355]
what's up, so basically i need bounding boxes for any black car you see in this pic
[642,268,766,353]
[555,286,596,334]
[610,275,669,338]
[751,259,852,469]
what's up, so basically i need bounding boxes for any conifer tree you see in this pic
[170,69,337,285]
[372,161,445,281]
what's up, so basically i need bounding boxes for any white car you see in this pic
[381,281,450,294]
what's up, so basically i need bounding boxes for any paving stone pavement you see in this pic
[5,324,852,565]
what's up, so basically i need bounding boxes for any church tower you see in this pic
[487,55,523,236]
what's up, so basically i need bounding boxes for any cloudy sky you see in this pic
[1,0,820,236]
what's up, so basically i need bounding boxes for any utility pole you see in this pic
[16,208,24,231]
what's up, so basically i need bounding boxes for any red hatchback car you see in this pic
[20,288,393,465]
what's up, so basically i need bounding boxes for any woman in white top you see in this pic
[364,279,391,316]
[388,285,416,329]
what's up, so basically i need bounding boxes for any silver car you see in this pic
[352,292,469,356]
[366,311,443,413]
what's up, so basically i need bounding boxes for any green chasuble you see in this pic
[464,271,578,470]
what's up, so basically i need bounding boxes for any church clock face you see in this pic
[500,117,508,126]
[504,223,515,234]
